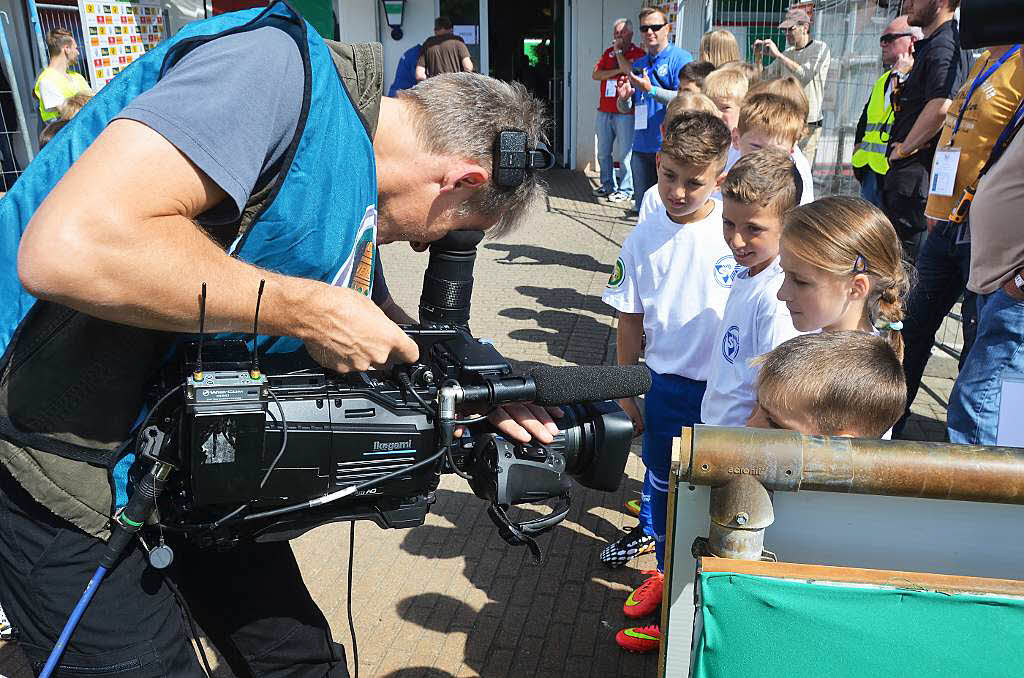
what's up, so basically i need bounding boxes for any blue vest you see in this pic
[0,1,376,356]
[0,2,376,470]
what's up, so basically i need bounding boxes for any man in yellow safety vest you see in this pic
[853,15,921,207]
[33,28,91,128]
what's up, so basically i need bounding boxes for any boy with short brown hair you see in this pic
[604,111,736,653]
[749,331,906,438]
[700,148,802,429]
[702,67,748,132]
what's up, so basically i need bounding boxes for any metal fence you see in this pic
[710,0,902,198]
[0,13,36,191]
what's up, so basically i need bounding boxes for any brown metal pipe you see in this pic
[679,425,1024,505]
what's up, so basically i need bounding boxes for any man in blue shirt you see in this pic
[615,7,692,215]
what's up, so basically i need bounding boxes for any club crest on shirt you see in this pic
[331,205,377,296]
[722,325,741,364]
[713,255,739,288]
[608,257,625,288]
[657,63,668,77]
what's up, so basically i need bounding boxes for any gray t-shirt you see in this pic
[766,39,831,123]
[116,27,304,224]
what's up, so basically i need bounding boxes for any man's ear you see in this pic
[439,162,489,195]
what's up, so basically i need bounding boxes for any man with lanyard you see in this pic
[592,18,645,204]
[947,53,1024,446]
[614,7,692,216]
[883,0,970,262]
[0,3,555,675]
[895,43,1023,438]
[754,7,832,165]
[33,28,91,129]
[852,16,921,208]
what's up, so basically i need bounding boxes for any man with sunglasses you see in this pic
[852,16,922,208]
[613,7,692,216]
[883,0,970,262]
[754,7,831,165]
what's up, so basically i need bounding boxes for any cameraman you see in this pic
[0,3,554,676]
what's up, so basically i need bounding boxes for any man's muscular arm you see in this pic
[18,119,418,372]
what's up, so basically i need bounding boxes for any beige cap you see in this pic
[779,8,811,28]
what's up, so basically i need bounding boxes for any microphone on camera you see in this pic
[456,364,652,409]
[530,364,652,406]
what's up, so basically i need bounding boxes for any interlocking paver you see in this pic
[0,170,958,678]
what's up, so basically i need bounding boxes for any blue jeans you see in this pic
[859,170,884,209]
[637,370,706,572]
[596,110,635,195]
[948,287,1024,445]
[630,151,658,212]
[894,221,977,437]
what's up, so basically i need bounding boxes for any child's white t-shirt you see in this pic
[712,146,812,204]
[603,191,738,380]
[700,257,801,426]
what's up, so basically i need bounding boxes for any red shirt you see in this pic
[596,43,646,113]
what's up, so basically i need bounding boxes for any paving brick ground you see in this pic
[0,170,957,678]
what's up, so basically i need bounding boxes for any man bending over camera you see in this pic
[0,3,550,676]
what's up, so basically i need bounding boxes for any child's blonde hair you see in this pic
[781,196,911,360]
[748,75,808,130]
[59,92,92,120]
[699,30,741,68]
[718,60,761,87]
[664,91,720,129]
[737,92,805,148]
[702,67,748,107]
[755,331,906,438]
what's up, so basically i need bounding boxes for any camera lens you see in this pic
[556,401,635,492]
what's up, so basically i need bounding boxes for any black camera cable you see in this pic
[347,521,359,678]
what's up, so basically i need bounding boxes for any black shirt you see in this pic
[888,20,970,178]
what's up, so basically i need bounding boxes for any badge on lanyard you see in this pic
[634,102,648,130]
[929,146,961,197]
[605,79,617,97]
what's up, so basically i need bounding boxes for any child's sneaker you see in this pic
[0,603,12,640]
[600,524,655,568]
[616,623,661,653]
[624,498,642,516]
[623,570,663,619]
[608,190,631,203]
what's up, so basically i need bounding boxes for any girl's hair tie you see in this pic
[874,319,904,331]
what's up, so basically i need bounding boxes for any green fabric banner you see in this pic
[695,572,1024,677]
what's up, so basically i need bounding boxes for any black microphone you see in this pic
[530,365,651,406]
[457,365,651,409]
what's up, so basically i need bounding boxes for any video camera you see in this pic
[142,230,649,559]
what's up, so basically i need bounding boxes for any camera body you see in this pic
[157,323,634,548]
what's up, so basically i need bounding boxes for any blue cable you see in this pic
[39,565,108,678]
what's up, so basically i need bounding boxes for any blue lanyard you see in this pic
[952,45,1021,137]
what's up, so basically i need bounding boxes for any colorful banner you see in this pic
[77,1,166,89]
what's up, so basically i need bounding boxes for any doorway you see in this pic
[485,0,567,163]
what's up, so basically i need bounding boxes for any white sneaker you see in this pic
[608,191,631,203]
[0,603,12,640]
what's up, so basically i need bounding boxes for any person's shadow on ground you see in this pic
[382,460,660,678]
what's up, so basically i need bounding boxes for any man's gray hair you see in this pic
[398,73,550,238]
[612,17,632,32]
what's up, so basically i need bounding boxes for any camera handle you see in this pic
[487,494,571,564]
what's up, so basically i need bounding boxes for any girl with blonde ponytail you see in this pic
[776,196,911,360]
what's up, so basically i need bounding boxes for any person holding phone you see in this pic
[614,7,692,216]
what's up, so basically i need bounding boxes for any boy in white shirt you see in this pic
[732,92,814,204]
[602,111,736,653]
[701,148,802,428]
